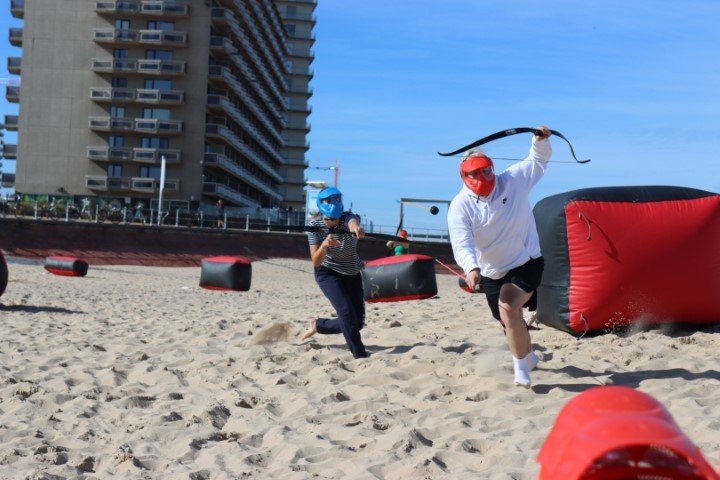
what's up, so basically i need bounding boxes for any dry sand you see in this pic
[0,257,718,479]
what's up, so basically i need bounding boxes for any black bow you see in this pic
[438,127,590,164]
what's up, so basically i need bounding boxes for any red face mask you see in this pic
[460,155,495,196]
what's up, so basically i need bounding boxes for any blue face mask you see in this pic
[318,197,344,219]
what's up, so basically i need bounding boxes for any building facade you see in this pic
[6,0,315,212]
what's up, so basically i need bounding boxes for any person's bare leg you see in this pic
[499,284,537,387]
[301,318,317,341]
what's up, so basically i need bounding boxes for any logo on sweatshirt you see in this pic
[502,197,508,204]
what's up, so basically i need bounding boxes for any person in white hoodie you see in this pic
[447,125,551,388]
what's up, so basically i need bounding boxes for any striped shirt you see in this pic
[307,213,364,275]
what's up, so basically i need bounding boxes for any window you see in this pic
[147,21,175,31]
[140,166,162,179]
[285,24,295,36]
[144,79,172,90]
[115,19,130,29]
[113,48,129,59]
[108,164,122,177]
[109,136,125,147]
[286,5,297,18]
[145,50,173,60]
[143,108,170,120]
[141,137,169,149]
[112,77,128,88]
[110,106,125,118]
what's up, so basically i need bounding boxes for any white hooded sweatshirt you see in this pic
[447,137,552,279]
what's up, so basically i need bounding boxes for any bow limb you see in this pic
[438,127,590,164]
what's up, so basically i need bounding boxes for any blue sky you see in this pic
[2,1,720,233]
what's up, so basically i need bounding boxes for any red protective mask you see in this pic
[460,154,495,197]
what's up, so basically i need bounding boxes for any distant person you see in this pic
[447,125,552,388]
[216,199,225,228]
[386,229,410,256]
[301,187,368,359]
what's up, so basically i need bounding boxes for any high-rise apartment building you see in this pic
[6,0,315,212]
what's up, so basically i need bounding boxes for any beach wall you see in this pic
[0,218,458,269]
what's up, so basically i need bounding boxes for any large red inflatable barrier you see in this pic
[537,386,719,480]
[199,256,252,291]
[533,186,720,334]
[362,254,437,303]
[0,252,8,298]
[44,256,89,277]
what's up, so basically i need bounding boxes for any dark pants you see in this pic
[481,257,544,321]
[314,266,367,358]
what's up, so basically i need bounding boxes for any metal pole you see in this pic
[157,155,166,226]
[245,214,249,231]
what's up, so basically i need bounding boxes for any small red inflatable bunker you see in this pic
[533,186,720,334]
[199,256,252,291]
[537,386,719,480]
[362,254,437,302]
[44,256,89,277]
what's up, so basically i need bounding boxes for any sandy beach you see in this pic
[0,257,718,479]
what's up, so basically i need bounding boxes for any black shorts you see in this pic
[481,257,544,321]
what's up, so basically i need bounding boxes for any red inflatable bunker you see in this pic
[44,256,89,277]
[537,386,719,480]
[0,252,8,298]
[533,186,720,334]
[199,256,252,291]
[362,254,437,303]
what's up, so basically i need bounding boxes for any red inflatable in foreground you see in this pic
[533,186,720,334]
[537,386,719,480]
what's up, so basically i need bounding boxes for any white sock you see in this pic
[527,350,539,371]
[513,354,532,388]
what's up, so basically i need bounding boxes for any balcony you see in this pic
[131,176,180,193]
[2,144,17,159]
[136,88,184,104]
[3,115,19,131]
[88,116,134,132]
[6,86,19,103]
[8,57,21,74]
[205,123,283,183]
[10,0,23,19]
[209,35,235,57]
[132,148,181,164]
[9,28,22,47]
[87,146,133,162]
[93,28,187,47]
[210,8,286,100]
[90,87,136,102]
[91,57,136,73]
[133,118,182,134]
[207,65,284,138]
[137,58,186,75]
[1,173,15,188]
[287,102,312,114]
[91,57,185,75]
[95,1,189,17]
[85,175,179,193]
[206,94,284,160]
[203,152,282,201]
[203,182,261,209]
[90,87,184,105]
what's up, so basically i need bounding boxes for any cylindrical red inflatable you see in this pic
[534,186,720,334]
[362,254,437,302]
[44,256,89,277]
[537,386,719,480]
[199,256,252,291]
[0,252,8,298]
